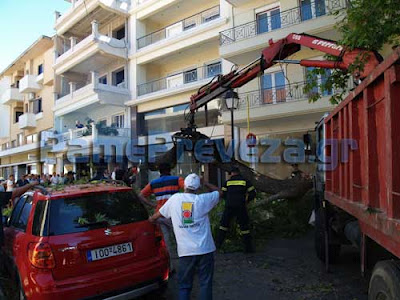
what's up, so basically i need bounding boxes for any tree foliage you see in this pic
[305,0,400,104]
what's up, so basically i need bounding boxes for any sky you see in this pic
[0,0,71,73]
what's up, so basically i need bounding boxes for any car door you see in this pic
[4,195,33,263]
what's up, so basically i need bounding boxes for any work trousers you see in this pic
[216,206,253,252]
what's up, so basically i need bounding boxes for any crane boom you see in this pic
[189,33,380,113]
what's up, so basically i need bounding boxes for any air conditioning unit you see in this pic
[28,92,35,100]
[27,154,37,161]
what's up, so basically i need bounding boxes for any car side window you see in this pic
[9,196,27,226]
[11,196,33,232]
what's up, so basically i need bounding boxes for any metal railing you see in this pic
[219,0,346,46]
[137,62,222,96]
[137,5,220,49]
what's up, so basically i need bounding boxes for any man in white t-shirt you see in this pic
[149,173,221,300]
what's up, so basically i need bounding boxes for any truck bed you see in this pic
[324,48,400,258]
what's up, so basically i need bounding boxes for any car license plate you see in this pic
[87,242,133,262]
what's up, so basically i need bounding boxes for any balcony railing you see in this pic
[54,126,130,145]
[56,71,129,104]
[137,62,222,96]
[137,5,220,49]
[219,0,346,46]
[55,20,127,64]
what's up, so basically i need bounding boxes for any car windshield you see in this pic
[47,191,148,236]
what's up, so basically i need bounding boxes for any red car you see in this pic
[1,184,169,300]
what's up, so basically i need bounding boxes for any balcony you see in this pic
[0,88,24,105]
[222,81,350,123]
[19,113,37,129]
[54,72,130,117]
[54,21,128,75]
[19,75,42,93]
[134,6,228,64]
[49,126,130,153]
[219,0,347,63]
[137,62,222,98]
[55,0,130,35]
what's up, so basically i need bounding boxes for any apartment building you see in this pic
[52,0,348,182]
[0,36,55,178]
[127,0,233,183]
[51,0,131,176]
[219,0,348,178]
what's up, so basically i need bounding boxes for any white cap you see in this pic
[184,173,200,190]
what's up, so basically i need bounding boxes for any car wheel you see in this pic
[314,207,341,264]
[369,260,400,300]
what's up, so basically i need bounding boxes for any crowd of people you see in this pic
[0,165,139,192]
[0,171,79,191]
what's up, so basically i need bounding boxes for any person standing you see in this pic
[6,175,15,192]
[216,167,256,253]
[139,163,184,271]
[149,174,221,300]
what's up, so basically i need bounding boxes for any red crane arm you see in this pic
[189,33,380,112]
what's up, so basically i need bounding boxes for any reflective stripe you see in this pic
[227,180,246,186]
[219,226,229,231]
[221,187,227,191]
[247,186,255,192]
[240,230,250,235]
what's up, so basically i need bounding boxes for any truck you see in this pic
[315,48,400,300]
[171,32,400,299]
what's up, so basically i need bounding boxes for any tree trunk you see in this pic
[148,140,313,201]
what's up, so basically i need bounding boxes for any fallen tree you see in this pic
[148,135,313,203]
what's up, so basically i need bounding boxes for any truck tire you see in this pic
[369,260,400,300]
[314,208,341,263]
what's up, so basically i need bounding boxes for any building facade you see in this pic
[219,0,347,178]
[0,36,55,179]
[0,0,351,183]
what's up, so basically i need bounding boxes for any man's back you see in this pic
[160,191,220,257]
[142,175,184,210]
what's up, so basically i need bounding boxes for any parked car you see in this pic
[1,184,169,300]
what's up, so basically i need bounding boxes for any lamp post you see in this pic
[223,90,239,159]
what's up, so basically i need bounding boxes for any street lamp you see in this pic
[223,89,239,159]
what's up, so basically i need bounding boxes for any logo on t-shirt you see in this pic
[182,202,194,225]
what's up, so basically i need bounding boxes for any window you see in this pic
[301,0,326,21]
[112,69,125,87]
[26,134,38,144]
[206,62,222,78]
[113,26,126,40]
[99,75,107,85]
[306,67,332,96]
[257,7,281,34]
[32,200,48,236]
[261,71,286,104]
[17,134,24,146]
[10,196,33,231]
[112,114,124,128]
[9,196,27,227]
[32,98,42,114]
[173,104,188,113]
[15,111,23,123]
[11,140,16,148]
[47,192,148,235]
[98,119,107,127]
[184,69,198,83]
[38,64,43,75]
